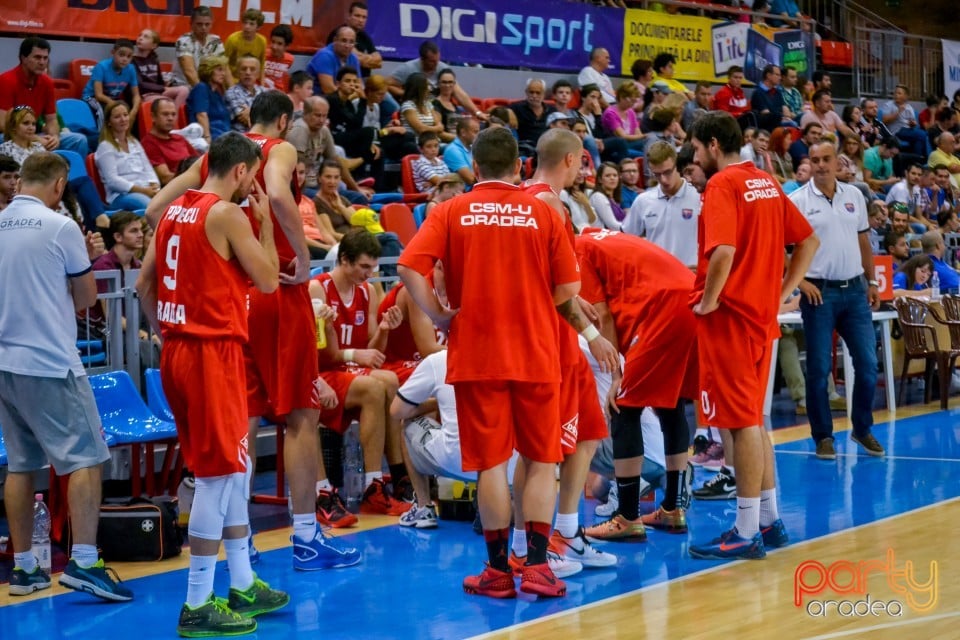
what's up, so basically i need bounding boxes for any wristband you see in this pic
[581,325,601,342]
[343,349,356,362]
[868,280,879,287]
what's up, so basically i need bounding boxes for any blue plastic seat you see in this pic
[54,150,89,182]
[57,98,98,137]
[88,371,178,445]
[310,266,326,277]
[144,368,175,423]
[412,203,427,229]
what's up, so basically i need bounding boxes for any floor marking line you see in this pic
[801,610,960,639]
[775,450,960,463]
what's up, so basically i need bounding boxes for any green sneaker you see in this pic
[177,593,257,638]
[227,574,290,618]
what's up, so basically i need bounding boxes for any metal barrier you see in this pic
[854,27,943,100]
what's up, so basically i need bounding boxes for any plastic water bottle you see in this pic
[176,476,195,528]
[341,423,365,510]
[311,300,327,349]
[32,493,52,573]
[932,270,941,300]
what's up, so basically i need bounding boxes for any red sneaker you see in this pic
[507,551,526,575]
[519,562,566,598]
[463,565,516,599]
[360,478,412,516]
[316,488,358,528]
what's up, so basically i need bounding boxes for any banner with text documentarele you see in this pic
[944,39,960,103]
[367,0,625,75]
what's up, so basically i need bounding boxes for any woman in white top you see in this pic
[560,161,598,231]
[0,105,46,165]
[588,161,624,230]
[95,101,160,210]
[400,72,453,143]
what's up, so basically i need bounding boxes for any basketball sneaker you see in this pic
[177,593,256,637]
[462,565,517,599]
[689,528,766,560]
[9,565,51,596]
[360,478,413,516]
[398,503,438,529]
[692,467,736,500]
[316,488,359,528]
[760,519,789,548]
[549,526,617,568]
[584,513,647,542]
[594,482,619,517]
[227,574,290,618]
[640,506,687,533]
[393,476,415,503]
[292,528,362,570]
[507,550,583,578]
[59,559,134,602]
[678,461,694,510]
[519,562,567,598]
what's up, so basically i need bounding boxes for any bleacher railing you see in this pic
[853,27,943,100]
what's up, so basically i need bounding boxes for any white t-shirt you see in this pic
[560,190,593,230]
[789,181,868,281]
[884,179,921,209]
[577,66,615,104]
[622,180,701,268]
[0,195,91,377]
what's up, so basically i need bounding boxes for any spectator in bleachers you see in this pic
[174,5,229,88]
[789,122,822,171]
[560,151,597,229]
[187,55,231,144]
[411,132,450,194]
[841,104,866,143]
[812,70,831,93]
[545,112,575,132]
[769,0,803,27]
[882,85,930,158]
[487,106,518,135]
[82,39,142,133]
[868,199,889,241]
[141,97,199,186]
[133,29,189,109]
[919,94,947,131]
[859,98,892,147]
[387,41,484,120]
[81,211,143,339]
[782,158,811,194]
[309,26,361,96]
[510,79,556,157]
[712,66,753,130]
[578,47,616,107]
[884,232,909,269]
[642,81,672,124]
[652,53,692,99]
[927,107,959,151]
[642,106,685,178]
[551,80,576,117]
[287,70,313,119]
[433,69,466,136]
[768,126,796,184]
[618,158,642,208]
[921,230,960,291]
[224,9,266,80]
[287,96,364,197]
[839,133,872,201]
[400,72,453,143]
[782,66,803,122]
[682,81,712,130]
[933,163,960,206]
[939,209,960,235]
[423,173,464,218]
[0,154,17,212]
[576,84,628,166]
[925,167,955,221]
[889,202,911,236]
[327,2,382,79]
[95,101,159,210]
[602,82,646,154]
[751,64,793,132]
[590,161,624,230]
[929,132,960,190]
[800,90,857,140]
[295,160,337,258]
[885,162,930,231]
[443,117,479,185]
[740,128,773,173]
[263,25,294,92]
[892,255,934,296]
[0,37,89,156]
[364,75,418,161]
[630,59,654,114]
[224,55,265,132]
[799,76,815,108]
[863,135,900,193]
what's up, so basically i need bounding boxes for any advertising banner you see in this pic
[773,29,815,77]
[623,9,717,82]
[943,39,960,104]
[367,0,625,75]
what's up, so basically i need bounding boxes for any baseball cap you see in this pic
[350,207,385,234]
[546,112,577,127]
[889,202,910,214]
[651,81,673,94]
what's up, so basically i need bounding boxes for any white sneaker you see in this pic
[398,503,438,529]
[595,482,619,517]
[550,526,617,568]
[546,549,583,578]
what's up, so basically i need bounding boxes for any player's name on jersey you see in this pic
[462,202,538,228]
[157,300,186,325]
[743,177,780,203]
[163,204,201,224]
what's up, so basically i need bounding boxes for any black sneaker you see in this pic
[177,593,256,637]
[9,565,51,596]
[227,575,290,618]
[692,467,736,500]
[851,432,885,457]
[394,476,415,503]
[678,461,694,510]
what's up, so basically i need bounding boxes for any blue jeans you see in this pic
[58,131,90,157]
[108,191,152,212]
[800,278,877,442]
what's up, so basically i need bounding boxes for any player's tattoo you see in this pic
[556,298,589,333]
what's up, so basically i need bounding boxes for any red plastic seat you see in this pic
[53,78,76,101]
[85,153,107,203]
[70,59,97,94]
[400,154,430,203]
[138,101,154,140]
[380,202,418,246]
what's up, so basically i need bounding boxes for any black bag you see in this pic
[97,497,182,561]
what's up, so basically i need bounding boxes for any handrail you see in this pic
[636,0,817,29]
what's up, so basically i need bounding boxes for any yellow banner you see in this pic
[622,9,720,83]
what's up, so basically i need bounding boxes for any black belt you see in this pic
[806,276,864,288]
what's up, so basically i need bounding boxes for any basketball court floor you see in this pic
[0,402,957,640]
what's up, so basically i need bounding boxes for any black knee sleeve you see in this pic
[611,406,644,459]
[655,401,690,456]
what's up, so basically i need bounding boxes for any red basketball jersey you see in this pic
[313,272,370,350]
[154,190,249,341]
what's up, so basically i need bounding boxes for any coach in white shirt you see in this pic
[789,141,884,461]
[622,141,700,268]
[577,47,616,107]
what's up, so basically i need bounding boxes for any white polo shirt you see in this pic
[622,179,700,268]
[0,195,91,378]
[789,180,868,280]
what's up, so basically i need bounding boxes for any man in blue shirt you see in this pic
[307,26,361,96]
[750,64,791,133]
[921,229,960,292]
[442,117,479,186]
[770,0,803,27]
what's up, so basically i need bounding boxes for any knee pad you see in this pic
[189,476,231,541]
[655,402,690,456]
[223,472,251,529]
[611,406,644,460]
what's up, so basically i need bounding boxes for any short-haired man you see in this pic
[578,47,616,107]
[682,81,713,130]
[676,142,707,193]
[0,37,89,156]
[387,41,483,118]
[1,152,132,601]
[932,163,960,210]
[884,230,910,269]
[789,122,822,171]
[225,55,266,132]
[921,230,960,291]
[399,127,581,598]
[310,26,362,96]
[619,158,642,209]
[800,90,857,140]
[287,96,363,195]
[929,133,960,191]
[326,2,383,78]
[885,162,930,230]
[551,80,575,116]
[883,84,930,158]
[263,25,295,92]
[812,70,831,92]
[687,112,819,559]
[863,135,900,193]
[510,79,556,156]
[781,66,803,122]
[141,97,200,185]
[889,202,912,235]
[0,154,18,211]
[751,65,792,131]
[443,117,480,185]
[175,6,229,87]
[713,66,754,131]
[623,141,701,269]
[859,98,892,147]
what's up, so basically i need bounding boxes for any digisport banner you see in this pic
[367,0,625,75]
[943,39,960,103]
[0,0,350,55]
[773,29,815,77]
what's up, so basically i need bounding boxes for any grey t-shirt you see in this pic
[389,59,452,92]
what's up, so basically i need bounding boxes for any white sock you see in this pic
[734,497,761,537]
[316,479,332,492]
[14,551,37,572]
[293,513,317,543]
[554,512,578,539]
[759,489,779,527]
[186,554,218,608]
[223,537,254,591]
[511,527,527,557]
[71,543,98,568]
[695,427,709,439]
[364,471,383,486]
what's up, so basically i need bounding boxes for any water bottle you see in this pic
[312,299,327,349]
[32,493,52,573]
[932,270,941,300]
[341,423,365,510]
[176,476,195,528]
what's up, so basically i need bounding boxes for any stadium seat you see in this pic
[178,103,188,129]
[85,153,107,203]
[412,202,427,228]
[160,61,173,76]
[144,368,175,423]
[568,89,581,110]
[69,59,97,95]
[54,149,89,182]
[819,40,854,68]
[380,203,418,246]
[482,97,512,111]
[88,370,181,496]
[57,98,97,138]
[76,338,107,367]
[400,154,430,204]
[53,78,77,101]
[138,101,154,140]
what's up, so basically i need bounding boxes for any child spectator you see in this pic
[224,9,267,80]
[132,29,189,109]
[411,132,450,194]
[263,24,294,92]
[287,70,314,120]
[82,39,142,130]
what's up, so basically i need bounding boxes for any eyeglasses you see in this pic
[651,166,676,180]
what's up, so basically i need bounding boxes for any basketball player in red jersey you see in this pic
[145,91,359,571]
[310,229,414,517]
[686,111,819,560]
[399,127,581,599]
[509,129,619,572]
[137,133,288,636]
[376,267,446,386]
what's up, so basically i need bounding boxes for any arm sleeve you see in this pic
[443,145,467,172]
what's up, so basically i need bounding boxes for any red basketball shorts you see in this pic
[559,352,609,454]
[318,366,372,434]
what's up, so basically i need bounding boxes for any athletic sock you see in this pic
[70,543,98,568]
[484,528,510,572]
[734,497,761,537]
[388,463,409,487]
[293,513,317,543]
[14,551,37,573]
[316,479,332,492]
[224,537,254,591]
[617,475,642,521]
[525,521,551,565]
[186,554,218,608]
[554,512,578,539]
[364,471,383,486]
[511,527,527,557]
[759,488,779,527]
[662,470,680,511]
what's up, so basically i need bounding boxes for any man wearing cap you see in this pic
[510,79,556,157]
[546,112,576,130]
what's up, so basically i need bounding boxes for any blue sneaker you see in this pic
[689,528,766,560]
[59,559,134,601]
[248,534,260,565]
[760,519,789,548]
[9,565,51,596]
[292,528,361,570]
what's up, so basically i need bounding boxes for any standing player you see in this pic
[145,91,360,571]
[575,230,697,539]
[137,133,288,636]
[686,111,819,559]
[399,127,581,599]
